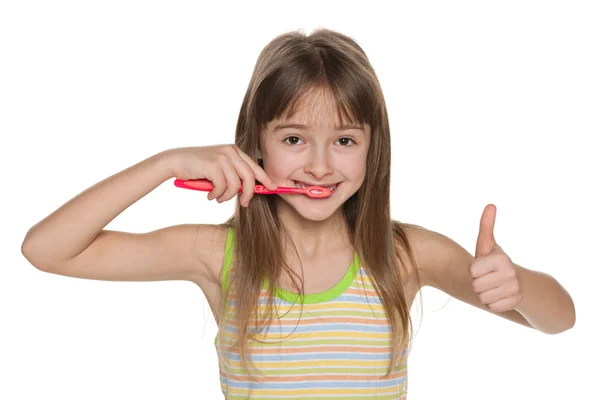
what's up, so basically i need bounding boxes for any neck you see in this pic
[275,201,352,260]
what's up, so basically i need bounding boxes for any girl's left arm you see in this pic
[408,204,576,335]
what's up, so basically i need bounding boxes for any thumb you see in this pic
[475,204,499,258]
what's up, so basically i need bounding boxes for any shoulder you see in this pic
[394,222,473,290]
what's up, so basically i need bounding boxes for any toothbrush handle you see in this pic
[174,179,297,195]
[268,187,302,194]
[174,179,215,191]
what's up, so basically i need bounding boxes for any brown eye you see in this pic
[284,136,303,145]
[336,137,355,146]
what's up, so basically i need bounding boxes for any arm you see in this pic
[407,225,534,329]
[22,150,174,267]
[512,263,576,335]
[407,224,575,334]
[20,149,217,285]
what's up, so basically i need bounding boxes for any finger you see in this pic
[469,257,496,279]
[487,296,521,313]
[216,158,241,203]
[233,147,278,190]
[472,271,503,294]
[232,157,257,207]
[475,204,497,258]
[205,168,226,201]
[478,285,509,305]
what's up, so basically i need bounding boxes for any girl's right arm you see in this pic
[21,145,277,285]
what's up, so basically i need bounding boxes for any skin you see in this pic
[22,88,574,334]
[259,88,371,261]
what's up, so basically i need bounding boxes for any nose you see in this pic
[303,148,334,181]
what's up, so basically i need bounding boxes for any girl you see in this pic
[21,29,575,399]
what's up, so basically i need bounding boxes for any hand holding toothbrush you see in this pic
[166,144,277,207]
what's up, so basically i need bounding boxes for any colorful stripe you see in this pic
[215,227,408,399]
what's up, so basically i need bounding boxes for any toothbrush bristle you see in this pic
[306,186,332,198]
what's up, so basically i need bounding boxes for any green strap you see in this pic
[221,226,235,294]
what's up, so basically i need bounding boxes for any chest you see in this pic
[204,252,420,327]
[276,251,355,294]
[215,275,410,398]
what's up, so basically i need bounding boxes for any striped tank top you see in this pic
[215,227,408,399]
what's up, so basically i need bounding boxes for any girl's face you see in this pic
[259,89,371,222]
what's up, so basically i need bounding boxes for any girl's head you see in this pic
[235,28,391,223]
[259,87,372,222]
[222,28,418,380]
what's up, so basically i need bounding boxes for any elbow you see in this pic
[546,322,575,335]
[564,301,577,332]
[21,240,39,270]
[547,303,576,335]
[21,236,52,272]
[560,295,577,333]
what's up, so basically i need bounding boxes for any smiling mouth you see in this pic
[293,180,339,192]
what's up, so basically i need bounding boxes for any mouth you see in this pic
[293,180,339,193]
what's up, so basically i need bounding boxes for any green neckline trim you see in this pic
[269,252,360,304]
[221,227,360,304]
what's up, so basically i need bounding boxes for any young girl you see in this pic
[21,28,575,399]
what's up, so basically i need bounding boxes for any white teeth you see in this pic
[295,181,338,191]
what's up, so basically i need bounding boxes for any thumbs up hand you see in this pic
[469,204,523,313]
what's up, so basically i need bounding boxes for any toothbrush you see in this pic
[174,179,332,199]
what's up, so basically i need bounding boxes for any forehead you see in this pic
[269,88,357,129]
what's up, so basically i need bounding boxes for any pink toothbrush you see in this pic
[174,179,332,199]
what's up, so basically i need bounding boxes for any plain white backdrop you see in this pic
[2,1,598,399]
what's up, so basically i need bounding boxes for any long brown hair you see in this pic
[218,28,423,380]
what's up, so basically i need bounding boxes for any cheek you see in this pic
[354,168,367,187]
[341,157,366,178]
[265,153,301,177]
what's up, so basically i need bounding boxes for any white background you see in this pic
[2,1,598,399]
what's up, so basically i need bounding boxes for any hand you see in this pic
[164,144,277,207]
[470,204,523,312]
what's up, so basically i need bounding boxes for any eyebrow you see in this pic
[273,123,364,132]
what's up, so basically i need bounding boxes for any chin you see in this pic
[293,205,340,222]
[277,190,349,222]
